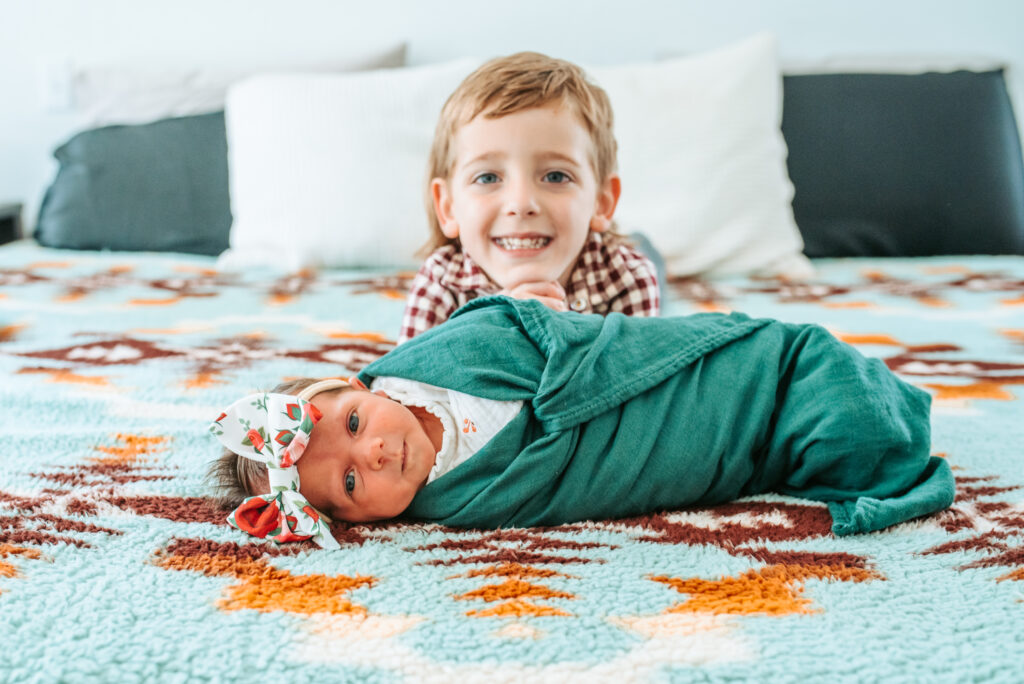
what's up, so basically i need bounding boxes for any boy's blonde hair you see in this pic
[206,378,353,510]
[422,51,618,254]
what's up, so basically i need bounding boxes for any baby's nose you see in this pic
[362,438,389,470]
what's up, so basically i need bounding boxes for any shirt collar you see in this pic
[564,232,628,310]
[437,246,500,294]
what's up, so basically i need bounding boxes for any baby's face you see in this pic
[433,104,619,291]
[295,387,439,523]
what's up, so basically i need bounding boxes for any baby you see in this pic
[210,298,956,550]
[399,51,661,343]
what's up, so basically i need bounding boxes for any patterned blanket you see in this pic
[1,241,1021,682]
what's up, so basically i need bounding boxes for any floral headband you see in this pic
[209,378,353,549]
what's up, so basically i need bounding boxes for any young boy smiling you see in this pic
[399,52,660,343]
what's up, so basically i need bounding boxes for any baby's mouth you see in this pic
[401,442,407,472]
[493,236,551,251]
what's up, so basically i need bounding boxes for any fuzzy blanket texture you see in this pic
[0,242,1022,682]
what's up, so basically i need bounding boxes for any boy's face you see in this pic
[432,105,620,290]
[294,385,439,523]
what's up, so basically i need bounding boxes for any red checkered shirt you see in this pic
[398,231,660,343]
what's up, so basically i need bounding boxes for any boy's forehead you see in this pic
[463,101,586,132]
[452,105,596,164]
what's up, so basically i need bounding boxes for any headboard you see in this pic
[30,62,1024,263]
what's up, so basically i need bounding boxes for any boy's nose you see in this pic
[503,181,539,217]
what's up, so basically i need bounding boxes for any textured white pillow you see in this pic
[591,33,812,278]
[74,43,407,127]
[219,58,480,271]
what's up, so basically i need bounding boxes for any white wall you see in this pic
[2,0,1022,232]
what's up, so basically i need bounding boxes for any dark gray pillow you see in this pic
[35,112,230,255]
[781,70,1024,257]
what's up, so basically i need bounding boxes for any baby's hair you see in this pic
[422,51,618,254]
[206,377,353,511]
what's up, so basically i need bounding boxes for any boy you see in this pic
[210,298,955,550]
[399,52,660,343]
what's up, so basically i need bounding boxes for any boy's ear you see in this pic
[590,175,621,233]
[347,376,368,390]
[431,178,460,239]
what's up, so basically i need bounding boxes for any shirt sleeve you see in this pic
[398,260,460,344]
[608,247,661,317]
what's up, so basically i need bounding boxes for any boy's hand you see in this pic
[499,281,569,312]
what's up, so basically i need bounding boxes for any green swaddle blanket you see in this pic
[360,297,955,535]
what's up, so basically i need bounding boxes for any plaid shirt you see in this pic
[399,232,660,343]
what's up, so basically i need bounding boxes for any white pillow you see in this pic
[219,58,480,271]
[74,43,407,128]
[590,33,812,278]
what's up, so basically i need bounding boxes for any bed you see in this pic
[2,40,1024,681]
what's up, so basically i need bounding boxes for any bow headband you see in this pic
[209,378,352,549]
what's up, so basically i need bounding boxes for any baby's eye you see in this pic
[473,172,499,185]
[347,411,359,433]
[543,171,571,183]
[345,471,356,494]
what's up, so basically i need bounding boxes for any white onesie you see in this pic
[369,376,523,483]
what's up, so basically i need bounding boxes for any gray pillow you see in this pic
[35,112,231,255]
[781,69,1024,257]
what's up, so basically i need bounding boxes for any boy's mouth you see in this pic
[492,236,551,251]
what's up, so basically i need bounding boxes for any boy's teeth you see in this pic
[494,236,550,250]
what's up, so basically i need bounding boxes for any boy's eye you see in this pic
[345,471,356,494]
[473,172,499,184]
[543,171,571,183]
[347,411,359,433]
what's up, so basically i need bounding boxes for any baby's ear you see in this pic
[347,376,368,390]
[431,178,460,239]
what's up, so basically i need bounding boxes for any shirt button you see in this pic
[569,295,588,311]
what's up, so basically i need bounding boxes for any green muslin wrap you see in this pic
[360,297,955,535]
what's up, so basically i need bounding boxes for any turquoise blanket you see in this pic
[4,243,1021,681]
[362,296,955,535]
